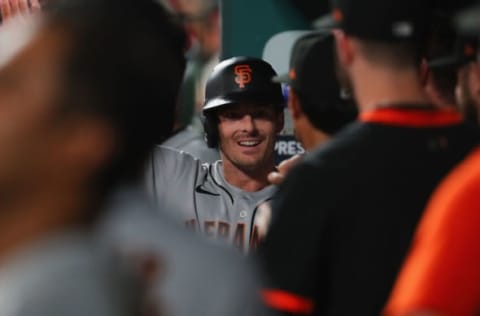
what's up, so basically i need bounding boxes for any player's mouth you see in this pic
[238,140,261,147]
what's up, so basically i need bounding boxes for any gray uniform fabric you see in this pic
[0,232,138,316]
[146,146,276,253]
[97,187,265,316]
[162,120,220,164]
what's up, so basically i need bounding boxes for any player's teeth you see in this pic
[239,141,259,146]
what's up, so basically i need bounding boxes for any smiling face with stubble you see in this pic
[217,102,283,174]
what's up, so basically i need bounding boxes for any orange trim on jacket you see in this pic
[360,108,462,127]
[261,289,313,314]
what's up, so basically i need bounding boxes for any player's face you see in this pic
[217,103,283,173]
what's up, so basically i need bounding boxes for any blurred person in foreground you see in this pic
[0,0,41,25]
[259,0,479,314]
[455,1,480,125]
[423,12,480,124]
[384,5,480,316]
[0,3,152,316]
[384,142,480,316]
[0,0,263,315]
[453,35,480,125]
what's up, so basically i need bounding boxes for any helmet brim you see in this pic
[203,93,285,113]
[202,97,238,112]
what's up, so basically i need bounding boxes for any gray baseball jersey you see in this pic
[97,186,266,316]
[162,124,220,163]
[146,146,276,253]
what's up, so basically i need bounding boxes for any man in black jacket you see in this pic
[259,0,479,315]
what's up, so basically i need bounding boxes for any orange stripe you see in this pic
[261,289,313,314]
[360,108,462,127]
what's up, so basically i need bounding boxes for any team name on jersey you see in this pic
[185,219,262,253]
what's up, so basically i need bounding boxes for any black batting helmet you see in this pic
[202,56,284,148]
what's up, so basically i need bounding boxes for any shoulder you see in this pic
[181,139,221,164]
[162,127,199,149]
[150,145,209,174]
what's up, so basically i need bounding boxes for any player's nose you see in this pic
[240,114,256,133]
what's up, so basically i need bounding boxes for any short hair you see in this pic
[355,39,424,70]
[44,0,187,189]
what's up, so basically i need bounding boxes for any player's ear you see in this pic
[333,30,354,68]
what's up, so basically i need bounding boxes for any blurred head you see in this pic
[274,32,357,150]
[170,0,220,59]
[457,61,480,124]
[453,1,480,125]
[328,0,428,89]
[202,57,284,172]
[0,17,81,202]
[0,0,186,209]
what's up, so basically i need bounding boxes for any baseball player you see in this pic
[0,2,156,315]
[274,31,357,151]
[259,0,480,314]
[267,31,357,185]
[147,56,284,253]
[385,7,480,316]
[384,146,480,316]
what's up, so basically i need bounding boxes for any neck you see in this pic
[0,185,94,264]
[425,81,456,110]
[221,156,274,192]
[296,121,330,151]
[351,62,429,112]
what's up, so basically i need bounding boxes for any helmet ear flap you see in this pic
[202,112,219,148]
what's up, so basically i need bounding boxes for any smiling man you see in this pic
[147,57,284,253]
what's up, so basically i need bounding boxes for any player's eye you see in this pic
[219,110,244,120]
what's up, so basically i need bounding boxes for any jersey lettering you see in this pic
[234,223,246,252]
[218,222,230,240]
[184,220,265,252]
[249,225,261,251]
[204,221,216,238]
[185,219,197,231]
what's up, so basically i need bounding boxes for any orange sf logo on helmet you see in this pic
[234,65,252,88]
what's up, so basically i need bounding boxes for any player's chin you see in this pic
[240,154,270,170]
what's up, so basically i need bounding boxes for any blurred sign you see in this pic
[275,135,305,165]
